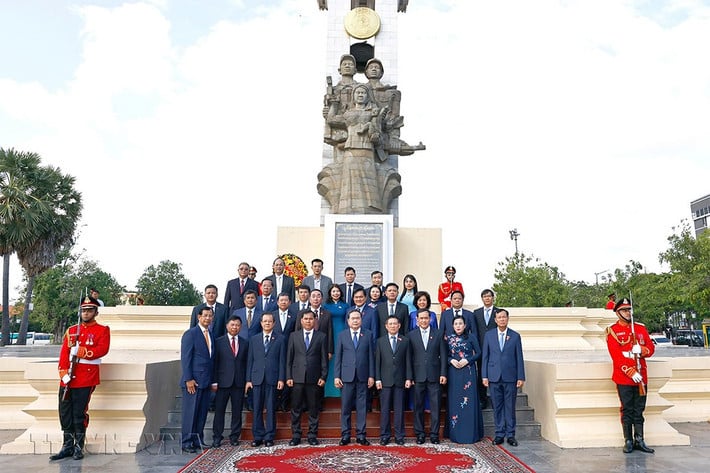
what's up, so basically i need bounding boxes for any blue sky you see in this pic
[2,0,709,304]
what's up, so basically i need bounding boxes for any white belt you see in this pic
[77,358,102,365]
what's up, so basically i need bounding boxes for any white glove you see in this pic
[631,372,643,384]
[61,374,72,384]
[70,346,78,357]
[631,344,642,355]
[623,351,634,359]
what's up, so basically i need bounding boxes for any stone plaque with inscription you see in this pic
[334,222,383,284]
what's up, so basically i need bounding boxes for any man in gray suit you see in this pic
[302,258,333,293]
[286,310,328,446]
[409,308,447,444]
[473,288,498,409]
[375,315,412,445]
[334,309,375,446]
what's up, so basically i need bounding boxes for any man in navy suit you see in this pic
[482,308,526,447]
[224,262,260,313]
[351,287,379,342]
[473,289,498,409]
[290,284,312,313]
[302,258,333,293]
[366,270,386,303]
[334,309,375,446]
[376,283,408,337]
[375,315,412,445]
[210,315,249,447]
[286,310,329,446]
[339,266,364,306]
[245,313,285,447]
[233,290,262,340]
[409,309,447,444]
[190,284,230,339]
[259,279,278,313]
[440,290,477,338]
[180,307,215,453]
[266,257,295,301]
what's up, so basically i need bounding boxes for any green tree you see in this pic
[0,149,56,346]
[492,252,571,307]
[136,260,201,306]
[15,165,82,344]
[31,252,124,341]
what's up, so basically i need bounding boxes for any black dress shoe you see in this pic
[72,446,84,460]
[395,439,405,445]
[288,438,301,446]
[308,438,319,446]
[211,440,222,448]
[196,442,210,449]
[356,437,370,446]
[379,438,389,446]
[251,440,263,447]
[430,437,440,444]
[182,446,197,453]
[264,440,274,447]
[49,447,74,461]
[339,437,350,446]
[230,439,239,446]
[416,436,425,445]
[493,437,504,445]
[507,437,518,447]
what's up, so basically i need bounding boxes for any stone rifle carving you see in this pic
[318,55,424,215]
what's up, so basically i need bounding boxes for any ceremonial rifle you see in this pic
[629,292,646,396]
[61,291,84,401]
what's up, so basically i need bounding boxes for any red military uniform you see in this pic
[59,319,111,388]
[51,296,110,461]
[606,297,655,454]
[437,281,463,313]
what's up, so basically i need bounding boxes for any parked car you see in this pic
[673,329,705,347]
[650,334,673,347]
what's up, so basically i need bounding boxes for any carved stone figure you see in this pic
[318,56,424,215]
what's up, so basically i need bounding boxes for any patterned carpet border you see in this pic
[179,438,534,473]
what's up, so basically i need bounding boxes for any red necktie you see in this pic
[240,279,245,293]
[231,336,237,356]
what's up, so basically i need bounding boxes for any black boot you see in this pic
[633,424,655,454]
[73,429,85,460]
[49,432,75,461]
[622,423,634,453]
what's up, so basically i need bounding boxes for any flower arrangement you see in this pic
[279,253,308,286]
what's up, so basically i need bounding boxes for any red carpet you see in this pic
[179,439,534,473]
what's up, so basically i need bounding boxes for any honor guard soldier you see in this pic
[606,297,655,454]
[50,296,111,461]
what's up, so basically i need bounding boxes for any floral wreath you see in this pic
[279,253,308,286]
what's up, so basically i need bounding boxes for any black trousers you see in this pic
[413,381,441,438]
[290,383,321,439]
[617,384,647,425]
[58,386,94,432]
[213,385,245,442]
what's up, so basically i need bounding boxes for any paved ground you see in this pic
[1,422,708,472]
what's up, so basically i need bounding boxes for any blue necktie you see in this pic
[391,336,397,352]
[353,332,358,349]
[499,332,505,351]
[264,334,270,352]
[305,332,310,350]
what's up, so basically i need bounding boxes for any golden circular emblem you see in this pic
[344,7,381,40]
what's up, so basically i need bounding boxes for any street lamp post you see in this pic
[594,269,609,285]
[509,228,520,255]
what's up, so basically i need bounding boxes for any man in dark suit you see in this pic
[224,262,260,313]
[273,292,297,411]
[482,308,526,447]
[266,257,295,301]
[290,284,311,313]
[440,290,477,339]
[245,313,285,447]
[259,279,278,313]
[190,284,230,339]
[180,307,215,453]
[210,315,248,447]
[473,288,498,409]
[233,290,263,340]
[409,308,447,444]
[286,310,329,446]
[351,287,379,342]
[302,258,333,294]
[295,289,333,357]
[334,309,375,446]
[339,266,364,306]
[375,315,412,445]
[376,282,408,337]
[366,270,386,303]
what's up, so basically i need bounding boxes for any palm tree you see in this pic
[16,167,82,344]
[0,148,81,346]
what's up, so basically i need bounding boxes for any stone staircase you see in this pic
[160,391,540,442]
